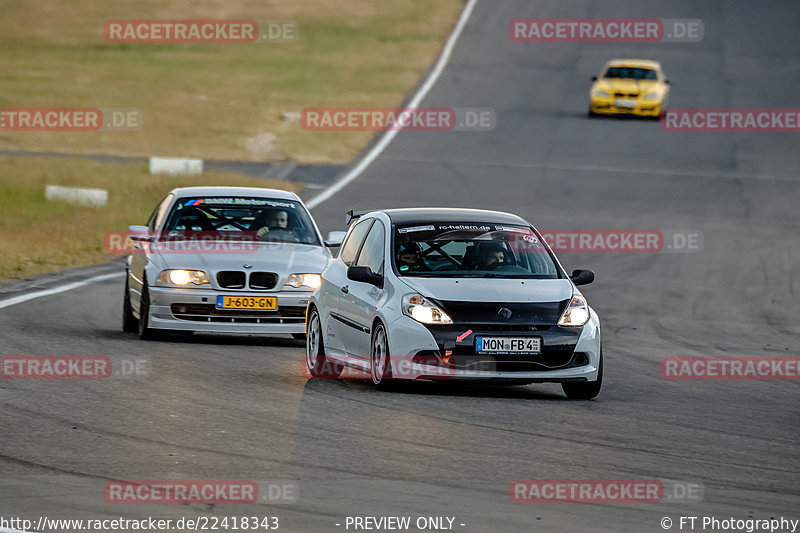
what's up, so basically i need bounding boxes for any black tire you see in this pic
[305,307,341,378]
[137,277,160,341]
[562,351,603,400]
[122,273,139,333]
[292,333,307,341]
[370,322,393,389]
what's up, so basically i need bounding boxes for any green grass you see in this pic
[0,1,464,281]
[0,156,301,282]
[0,0,464,163]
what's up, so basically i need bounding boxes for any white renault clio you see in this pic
[305,208,602,399]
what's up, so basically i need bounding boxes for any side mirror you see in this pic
[325,230,347,248]
[570,269,594,286]
[128,225,152,242]
[665,79,671,85]
[591,75,598,81]
[347,266,383,288]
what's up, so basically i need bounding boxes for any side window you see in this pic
[340,219,373,266]
[355,220,385,274]
[147,194,174,232]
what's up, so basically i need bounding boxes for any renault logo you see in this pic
[498,307,513,320]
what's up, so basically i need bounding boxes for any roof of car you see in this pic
[374,207,530,226]
[169,186,301,201]
[605,58,662,69]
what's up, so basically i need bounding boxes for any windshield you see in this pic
[160,197,320,245]
[393,223,561,278]
[603,67,658,80]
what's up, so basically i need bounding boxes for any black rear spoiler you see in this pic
[345,209,372,225]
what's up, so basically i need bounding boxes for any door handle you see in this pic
[341,285,349,294]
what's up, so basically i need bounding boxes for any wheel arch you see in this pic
[371,315,387,339]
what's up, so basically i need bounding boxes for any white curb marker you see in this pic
[149,156,203,175]
[45,185,108,207]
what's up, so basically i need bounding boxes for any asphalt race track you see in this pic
[1,1,799,532]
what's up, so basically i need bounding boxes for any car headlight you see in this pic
[593,90,610,98]
[558,296,590,327]
[402,294,453,324]
[157,269,210,286]
[285,273,322,289]
[644,92,660,100]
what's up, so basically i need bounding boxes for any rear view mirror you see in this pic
[591,75,598,81]
[325,230,347,248]
[570,269,595,286]
[347,266,383,288]
[128,225,152,242]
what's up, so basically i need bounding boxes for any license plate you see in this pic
[216,296,277,310]
[476,336,541,354]
[614,99,637,108]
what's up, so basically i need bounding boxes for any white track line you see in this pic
[306,0,479,209]
[0,272,121,310]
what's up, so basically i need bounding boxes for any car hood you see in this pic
[151,242,331,273]
[398,277,574,303]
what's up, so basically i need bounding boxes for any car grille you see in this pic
[217,271,246,289]
[413,351,589,372]
[450,346,576,370]
[434,300,567,325]
[215,271,279,290]
[422,318,583,373]
[614,92,640,98]
[249,272,278,290]
[170,304,305,323]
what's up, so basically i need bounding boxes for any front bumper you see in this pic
[590,96,662,117]
[385,314,601,382]
[406,361,599,383]
[147,286,312,334]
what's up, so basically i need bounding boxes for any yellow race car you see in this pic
[589,59,670,118]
